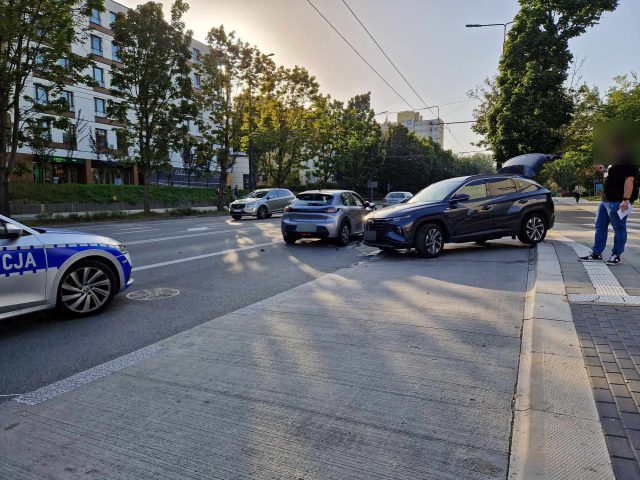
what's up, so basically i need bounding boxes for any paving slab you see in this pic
[0,245,531,480]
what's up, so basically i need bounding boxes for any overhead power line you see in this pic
[341,0,438,120]
[304,0,415,110]
[341,0,467,150]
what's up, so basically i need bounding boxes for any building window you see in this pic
[192,48,200,63]
[95,128,108,149]
[40,120,52,141]
[63,125,77,148]
[90,8,101,25]
[90,34,103,56]
[94,97,106,117]
[112,42,120,62]
[62,91,74,111]
[93,66,105,87]
[57,57,69,69]
[109,11,118,27]
[116,130,127,152]
[35,84,48,104]
[193,73,201,88]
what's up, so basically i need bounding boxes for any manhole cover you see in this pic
[127,288,180,301]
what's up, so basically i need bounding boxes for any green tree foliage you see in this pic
[195,26,260,209]
[473,0,617,166]
[0,0,104,214]
[253,66,319,186]
[309,94,344,187]
[539,84,603,192]
[334,93,383,191]
[604,73,640,121]
[108,0,194,213]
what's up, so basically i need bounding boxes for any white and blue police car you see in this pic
[1,214,133,319]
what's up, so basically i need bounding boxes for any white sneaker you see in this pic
[606,255,621,266]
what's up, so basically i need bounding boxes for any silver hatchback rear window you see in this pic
[297,193,334,205]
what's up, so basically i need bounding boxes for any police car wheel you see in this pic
[57,260,116,316]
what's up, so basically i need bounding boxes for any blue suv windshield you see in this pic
[408,178,463,204]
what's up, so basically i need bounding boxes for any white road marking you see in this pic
[132,241,280,271]
[187,227,208,232]
[126,225,278,245]
[15,345,163,406]
[553,234,629,301]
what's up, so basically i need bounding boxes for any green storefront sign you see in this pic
[51,156,85,164]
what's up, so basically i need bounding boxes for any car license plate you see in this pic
[296,224,317,233]
[363,231,377,241]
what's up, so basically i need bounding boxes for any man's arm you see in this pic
[621,176,634,211]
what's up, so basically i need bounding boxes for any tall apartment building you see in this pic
[11,0,248,188]
[382,111,445,146]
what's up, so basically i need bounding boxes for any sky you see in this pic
[118,0,640,154]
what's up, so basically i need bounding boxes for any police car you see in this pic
[1,214,133,319]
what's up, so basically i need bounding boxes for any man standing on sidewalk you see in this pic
[579,146,637,265]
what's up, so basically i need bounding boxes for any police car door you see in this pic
[0,217,48,312]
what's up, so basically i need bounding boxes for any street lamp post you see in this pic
[465,22,514,53]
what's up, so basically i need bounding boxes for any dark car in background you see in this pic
[363,153,556,258]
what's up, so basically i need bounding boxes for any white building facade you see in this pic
[382,111,445,146]
[12,0,248,188]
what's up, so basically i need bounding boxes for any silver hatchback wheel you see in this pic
[336,222,351,246]
[59,263,114,314]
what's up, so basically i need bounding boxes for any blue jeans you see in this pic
[593,201,628,256]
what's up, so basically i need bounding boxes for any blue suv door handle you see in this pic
[480,205,492,211]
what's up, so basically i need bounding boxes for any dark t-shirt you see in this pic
[603,163,638,202]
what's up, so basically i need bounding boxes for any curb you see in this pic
[509,241,615,479]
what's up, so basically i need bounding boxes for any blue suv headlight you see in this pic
[388,215,412,223]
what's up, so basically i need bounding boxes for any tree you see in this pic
[253,66,320,186]
[195,26,255,209]
[0,0,103,214]
[309,94,344,187]
[334,93,383,191]
[379,124,430,193]
[473,0,618,166]
[108,0,194,213]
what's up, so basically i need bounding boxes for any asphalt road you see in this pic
[0,214,377,399]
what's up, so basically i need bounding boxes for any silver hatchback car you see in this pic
[229,188,295,220]
[281,190,375,245]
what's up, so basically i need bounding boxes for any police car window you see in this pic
[488,178,517,196]
[456,180,487,200]
[514,178,539,193]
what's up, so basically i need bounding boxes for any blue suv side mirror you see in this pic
[450,193,470,203]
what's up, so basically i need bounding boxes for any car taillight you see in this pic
[324,207,337,213]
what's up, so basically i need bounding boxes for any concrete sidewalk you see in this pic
[1,242,531,479]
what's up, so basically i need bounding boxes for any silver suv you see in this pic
[229,188,295,220]
[383,191,412,207]
[281,190,375,245]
